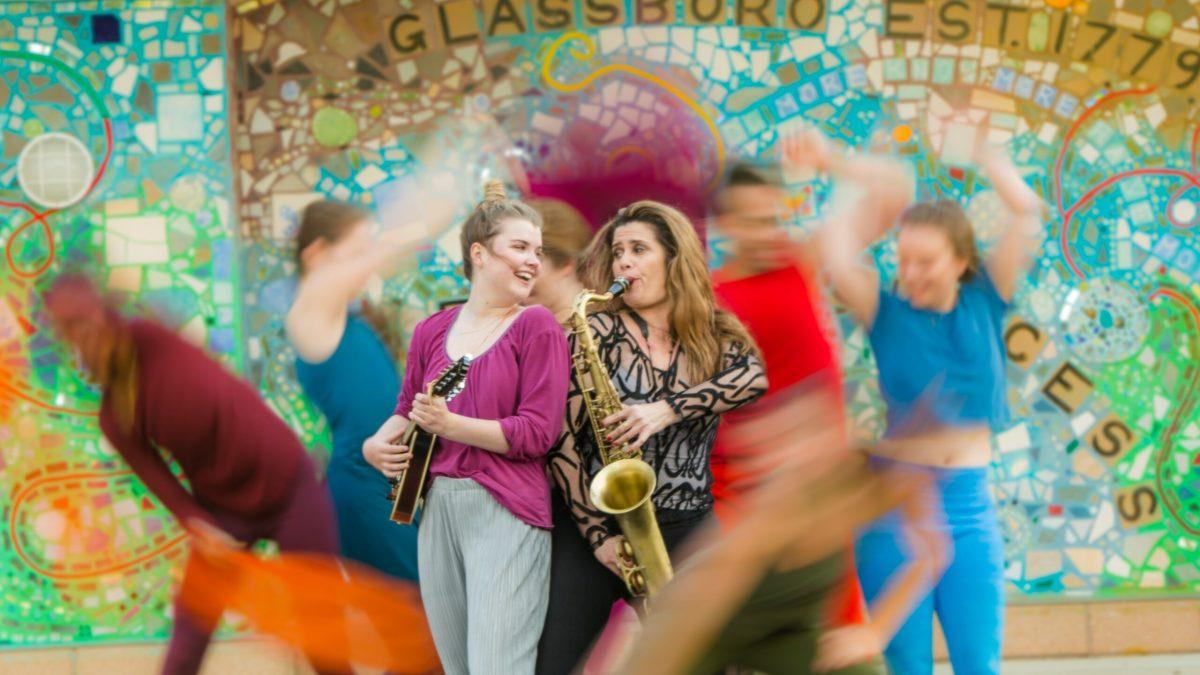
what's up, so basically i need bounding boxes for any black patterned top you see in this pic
[549,310,767,549]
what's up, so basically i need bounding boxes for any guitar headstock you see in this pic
[430,355,471,402]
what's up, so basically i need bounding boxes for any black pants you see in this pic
[535,491,708,675]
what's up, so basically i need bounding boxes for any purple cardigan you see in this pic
[395,304,569,528]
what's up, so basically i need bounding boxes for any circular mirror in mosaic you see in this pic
[17,133,96,209]
[1060,277,1150,364]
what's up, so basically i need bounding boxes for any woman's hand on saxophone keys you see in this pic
[363,434,411,478]
[594,535,631,578]
[603,401,679,449]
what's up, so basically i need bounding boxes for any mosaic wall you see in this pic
[1,0,1199,649]
[0,1,238,645]
[231,0,1200,604]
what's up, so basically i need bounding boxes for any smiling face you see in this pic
[470,217,543,303]
[896,223,970,310]
[610,220,669,311]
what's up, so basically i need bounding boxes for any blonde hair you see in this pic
[527,198,592,273]
[581,200,758,381]
[460,180,542,279]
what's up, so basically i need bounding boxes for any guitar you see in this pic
[387,355,471,524]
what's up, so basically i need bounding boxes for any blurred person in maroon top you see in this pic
[43,274,349,675]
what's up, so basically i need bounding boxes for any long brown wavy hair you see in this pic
[294,200,404,361]
[581,200,757,382]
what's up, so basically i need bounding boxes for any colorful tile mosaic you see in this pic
[1,0,1199,648]
[229,0,1200,607]
[0,1,237,645]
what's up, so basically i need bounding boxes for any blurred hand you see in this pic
[814,624,884,672]
[363,433,412,479]
[781,127,838,175]
[975,144,1043,216]
[840,155,915,242]
[186,517,240,554]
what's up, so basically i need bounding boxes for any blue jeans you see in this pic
[855,457,1004,675]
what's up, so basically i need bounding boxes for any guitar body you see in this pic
[389,426,439,524]
[385,355,471,525]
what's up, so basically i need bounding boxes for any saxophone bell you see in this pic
[590,458,673,599]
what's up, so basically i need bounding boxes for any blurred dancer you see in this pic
[363,182,570,674]
[288,200,421,581]
[44,275,350,675]
[607,382,937,675]
[810,130,1042,674]
[705,156,878,667]
[537,201,767,675]
[711,159,870,632]
[654,150,944,674]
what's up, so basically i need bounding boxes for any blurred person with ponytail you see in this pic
[363,182,570,674]
[44,275,351,675]
[287,200,421,581]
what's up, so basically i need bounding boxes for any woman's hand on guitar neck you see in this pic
[410,393,458,437]
[363,431,411,478]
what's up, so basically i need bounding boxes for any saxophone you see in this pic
[569,277,673,600]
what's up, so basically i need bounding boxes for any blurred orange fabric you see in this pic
[178,539,440,674]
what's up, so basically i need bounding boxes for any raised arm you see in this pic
[978,146,1043,301]
[784,130,914,328]
[286,225,423,363]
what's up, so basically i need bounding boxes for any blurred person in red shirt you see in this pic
[690,138,945,673]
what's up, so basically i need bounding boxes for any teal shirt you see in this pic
[296,314,418,580]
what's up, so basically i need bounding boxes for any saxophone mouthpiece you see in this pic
[609,277,631,297]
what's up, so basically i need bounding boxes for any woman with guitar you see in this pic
[363,181,570,674]
[536,201,767,675]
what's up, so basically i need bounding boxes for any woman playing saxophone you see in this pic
[535,201,767,675]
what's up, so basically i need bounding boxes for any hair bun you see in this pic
[483,180,507,203]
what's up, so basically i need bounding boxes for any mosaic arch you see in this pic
[1,0,1199,646]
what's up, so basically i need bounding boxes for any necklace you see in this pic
[458,306,519,355]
